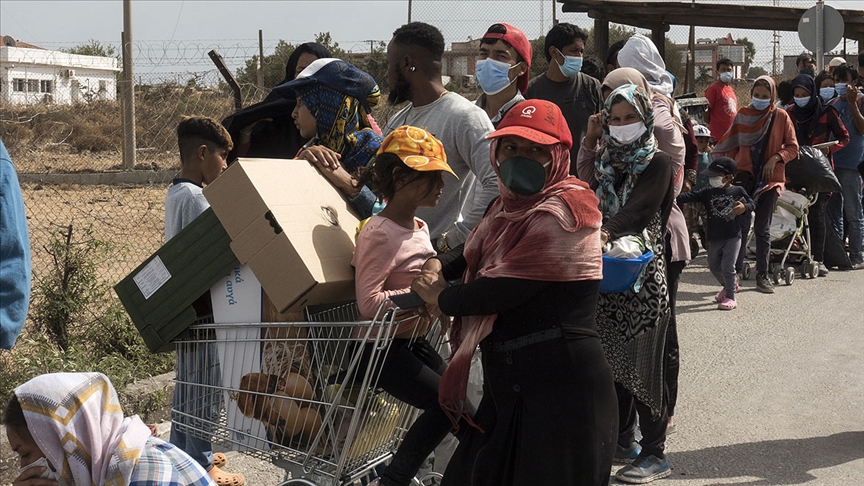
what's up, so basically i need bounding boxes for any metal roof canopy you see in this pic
[560,0,864,61]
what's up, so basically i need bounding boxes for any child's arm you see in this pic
[738,187,756,212]
[676,188,702,206]
[353,226,408,318]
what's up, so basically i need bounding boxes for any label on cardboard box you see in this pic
[132,256,171,300]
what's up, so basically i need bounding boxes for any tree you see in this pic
[735,37,756,73]
[353,41,389,92]
[62,39,117,58]
[235,39,296,88]
[313,32,347,60]
[746,66,768,80]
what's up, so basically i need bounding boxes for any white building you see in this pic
[1,40,121,105]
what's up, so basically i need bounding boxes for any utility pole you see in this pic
[121,0,136,169]
[407,0,412,23]
[258,29,264,88]
[552,0,558,26]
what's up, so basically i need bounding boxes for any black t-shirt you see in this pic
[525,73,603,176]
[677,185,755,241]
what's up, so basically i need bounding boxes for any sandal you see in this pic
[208,466,245,486]
[717,298,737,310]
[212,452,228,468]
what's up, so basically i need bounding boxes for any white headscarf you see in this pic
[14,372,152,486]
[617,34,674,96]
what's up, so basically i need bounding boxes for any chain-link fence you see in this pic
[0,0,861,331]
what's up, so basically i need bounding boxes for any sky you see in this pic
[1,0,861,79]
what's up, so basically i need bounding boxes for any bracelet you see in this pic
[437,233,451,253]
[601,228,611,242]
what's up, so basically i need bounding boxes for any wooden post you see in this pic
[686,23,695,94]
[209,50,243,110]
[651,25,666,59]
[257,29,264,88]
[594,16,609,64]
[121,0,136,170]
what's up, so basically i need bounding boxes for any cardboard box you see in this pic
[204,158,360,313]
[114,208,240,353]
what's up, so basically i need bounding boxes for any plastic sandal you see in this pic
[717,298,737,310]
[208,466,245,486]
[212,452,227,468]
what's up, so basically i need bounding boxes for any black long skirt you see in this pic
[441,334,618,486]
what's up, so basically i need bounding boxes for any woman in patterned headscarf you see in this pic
[274,58,384,218]
[580,83,677,484]
[5,372,215,486]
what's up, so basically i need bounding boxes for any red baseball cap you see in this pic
[488,99,573,149]
[481,23,532,94]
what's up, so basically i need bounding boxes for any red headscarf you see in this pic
[439,100,603,430]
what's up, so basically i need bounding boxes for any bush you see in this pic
[0,223,174,408]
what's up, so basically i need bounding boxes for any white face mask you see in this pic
[708,176,726,188]
[19,457,60,481]
[608,121,648,144]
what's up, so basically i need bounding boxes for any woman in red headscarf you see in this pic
[412,99,617,485]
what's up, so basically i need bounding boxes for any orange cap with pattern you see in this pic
[378,126,458,179]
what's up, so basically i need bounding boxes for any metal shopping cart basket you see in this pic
[171,296,443,485]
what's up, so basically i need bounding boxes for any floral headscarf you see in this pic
[295,83,383,172]
[594,83,658,217]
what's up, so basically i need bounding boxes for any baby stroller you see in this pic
[740,189,818,285]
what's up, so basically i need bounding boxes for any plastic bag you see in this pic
[785,146,841,194]
[603,234,647,259]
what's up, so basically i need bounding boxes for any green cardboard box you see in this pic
[114,208,239,353]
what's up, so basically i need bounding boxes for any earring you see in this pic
[410,66,416,72]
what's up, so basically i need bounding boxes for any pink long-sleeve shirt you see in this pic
[352,215,436,336]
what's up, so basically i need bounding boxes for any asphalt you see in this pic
[2,255,862,485]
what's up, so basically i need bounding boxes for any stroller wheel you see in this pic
[741,262,752,280]
[785,266,796,285]
[810,261,820,279]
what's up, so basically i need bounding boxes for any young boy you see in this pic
[704,58,737,144]
[166,116,245,486]
[677,157,755,310]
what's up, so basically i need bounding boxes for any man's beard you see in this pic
[388,71,412,105]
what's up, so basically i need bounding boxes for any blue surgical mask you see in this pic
[555,49,582,77]
[497,156,551,196]
[835,83,848,97]
[475,58,519,95]
[719,72,733,84]
[794,96,811,108]
[751,98,771,111]
[819,87,836,101]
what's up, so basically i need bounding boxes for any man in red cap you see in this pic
[474,23,532,127]
[525,22,603,175]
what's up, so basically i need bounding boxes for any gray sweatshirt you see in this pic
[383,93,498,247]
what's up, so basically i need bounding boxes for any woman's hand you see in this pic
[819,146,830,156]
[13,466,57,486]
[299,145,341,170]
[584,113,603,148]
[412,267,447,305]
[763,154,780,181]
[239,118,273,144]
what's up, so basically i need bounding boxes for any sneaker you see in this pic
[818,263,830,277]
[714,283,740,302]
[614,441,642,464]
[718,298,737,310]
[615,455,672,484]
[756,273,774,294]
[850,259,864,270]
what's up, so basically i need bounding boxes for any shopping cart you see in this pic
[171,296,444,485]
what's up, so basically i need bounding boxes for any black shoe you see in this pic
[756,273,774,294]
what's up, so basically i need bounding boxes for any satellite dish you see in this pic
[3,35,18,47]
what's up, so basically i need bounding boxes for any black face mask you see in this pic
[498,156,550,196]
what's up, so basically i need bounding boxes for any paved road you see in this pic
[219,255,864,485]
[3,255,861,485]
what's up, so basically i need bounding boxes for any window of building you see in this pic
[13,79,26,92]
[27,79,39,92]
[99,80,107,92]
[40,80,53,93]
